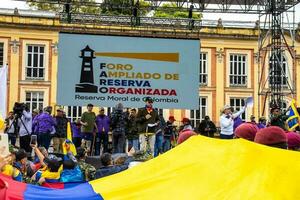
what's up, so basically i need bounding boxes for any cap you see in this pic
[169,116,176,121]
[182,118,190,123]
[56,107,64,112]
[144,97,153,103]
[99,107,105,111]
[65,139,73,144]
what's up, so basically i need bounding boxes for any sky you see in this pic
[1,0,300,23]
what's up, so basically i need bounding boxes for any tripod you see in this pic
[5,112,31,151]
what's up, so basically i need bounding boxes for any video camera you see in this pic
[13,102,26,117]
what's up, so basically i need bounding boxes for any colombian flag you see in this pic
[287,99,300,131]
[2,136,300,199]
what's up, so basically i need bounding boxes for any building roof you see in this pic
[0,8,56,18]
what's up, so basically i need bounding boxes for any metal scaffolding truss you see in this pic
[257,1,297,115]
[17,0,300,14]
[60,13,202,29]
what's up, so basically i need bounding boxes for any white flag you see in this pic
[0,65,8,119]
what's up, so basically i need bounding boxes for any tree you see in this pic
[100,0,150,16]
[154,3,202,19]
[28,0,100,14]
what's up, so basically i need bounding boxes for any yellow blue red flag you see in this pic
[287,99,300,131]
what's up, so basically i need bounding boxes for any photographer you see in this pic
[4,111,17,146]
[18,106,33,153]
[197,116,216,138]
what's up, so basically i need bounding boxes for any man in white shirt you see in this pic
[220,105,246,139]
[18,107,32,153]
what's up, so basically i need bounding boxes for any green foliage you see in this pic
[28,0,100,14]
[154,3,202,19]
[100,0,150,16]
[28,2,60,12]
[28,0,201,19]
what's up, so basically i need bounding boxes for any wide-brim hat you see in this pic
[221,105,233,113]
[33,109,39,113]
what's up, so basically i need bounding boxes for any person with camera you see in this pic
[33,106,56,150]
[197,116,217,138]
[4,111,17,146]
[18,106,33,154]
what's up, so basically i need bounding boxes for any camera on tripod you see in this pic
[13,102,26,117]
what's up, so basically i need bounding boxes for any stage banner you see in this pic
[57,33,200,109]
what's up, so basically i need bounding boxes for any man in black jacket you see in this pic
[197,116,216,138]
[136,97,159,156]
[53,108,68,153]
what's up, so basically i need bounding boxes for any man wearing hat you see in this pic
[220,104,246,139]
[95,107,110,155]
[80,104,97,155]
[53,107,68,154]
[270,106,288,130]
[197,116,216,138]
[136,97,160,155]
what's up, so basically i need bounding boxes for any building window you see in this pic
[25,91,44,112]
[190,97,207,128]
[0,43,4,67]
[269,54,288,87]
[229,54,247,86]
[26,45,45,79]
[199,53,208,85]
[66,106,82,122]
[230,98,246,120]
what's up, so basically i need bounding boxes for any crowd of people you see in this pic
[1,97,300,187]
[219,104,300,150]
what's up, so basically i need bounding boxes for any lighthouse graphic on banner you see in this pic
[75,45,98,93]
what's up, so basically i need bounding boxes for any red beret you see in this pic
[254,126,287,145]
[287,132,300,150]
[234,122,259,141]
[177,130,197,144]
